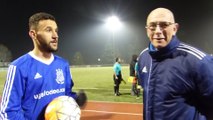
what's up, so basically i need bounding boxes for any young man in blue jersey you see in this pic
[138,8,213,120]
[0,12,86,120]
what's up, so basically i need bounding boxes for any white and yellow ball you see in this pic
[45,96,81,120]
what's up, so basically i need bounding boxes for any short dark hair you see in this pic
[115,57,119,62]
[29,12,56,30]
[132,54,138,61]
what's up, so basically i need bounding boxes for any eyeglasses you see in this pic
[145,22,175,31]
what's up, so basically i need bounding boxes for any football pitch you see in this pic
[0,66,142,103]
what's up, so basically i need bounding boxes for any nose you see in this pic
[155,25,162,32]
[53,31,59,39]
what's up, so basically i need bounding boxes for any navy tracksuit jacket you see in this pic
[138,36,213,120]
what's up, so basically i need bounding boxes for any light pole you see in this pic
[106,16,121,60]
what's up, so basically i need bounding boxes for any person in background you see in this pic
[138,7,213,120]
[113,57,123,96]
[130,54,139,97]
[135,57,142,99]
[0,12,86,120]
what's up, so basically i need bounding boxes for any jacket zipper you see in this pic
[145,58,152,120]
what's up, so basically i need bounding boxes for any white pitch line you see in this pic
[88,100,143,105]
[74,87,132,91]
[82,109,143,116]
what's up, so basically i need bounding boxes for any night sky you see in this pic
[1,0,213,64]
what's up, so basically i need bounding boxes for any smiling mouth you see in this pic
[153,38,165,40]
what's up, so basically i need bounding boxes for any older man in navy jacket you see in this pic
[138,7,213,120]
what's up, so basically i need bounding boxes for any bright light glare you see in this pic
[106,16,121,31]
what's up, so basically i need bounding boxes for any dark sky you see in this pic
[1,0,213,64]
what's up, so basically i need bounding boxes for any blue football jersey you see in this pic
[0,52,76,120]
[113,62,121,76]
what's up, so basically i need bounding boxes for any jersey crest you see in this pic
[56,69,65,84]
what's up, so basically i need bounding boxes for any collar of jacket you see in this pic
[148,35,180,60]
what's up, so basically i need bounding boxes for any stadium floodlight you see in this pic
[106,16,121,32]
[105,15,122,59]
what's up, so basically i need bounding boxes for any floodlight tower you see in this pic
[106,16,121,59]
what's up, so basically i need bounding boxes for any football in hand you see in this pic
[45,96,81,120]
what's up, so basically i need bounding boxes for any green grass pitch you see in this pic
[0,66,142,103]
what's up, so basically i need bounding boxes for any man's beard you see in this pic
[39,42,58,53]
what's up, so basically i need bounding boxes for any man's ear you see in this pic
[29,30,36,39]
[173,23,179,35]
